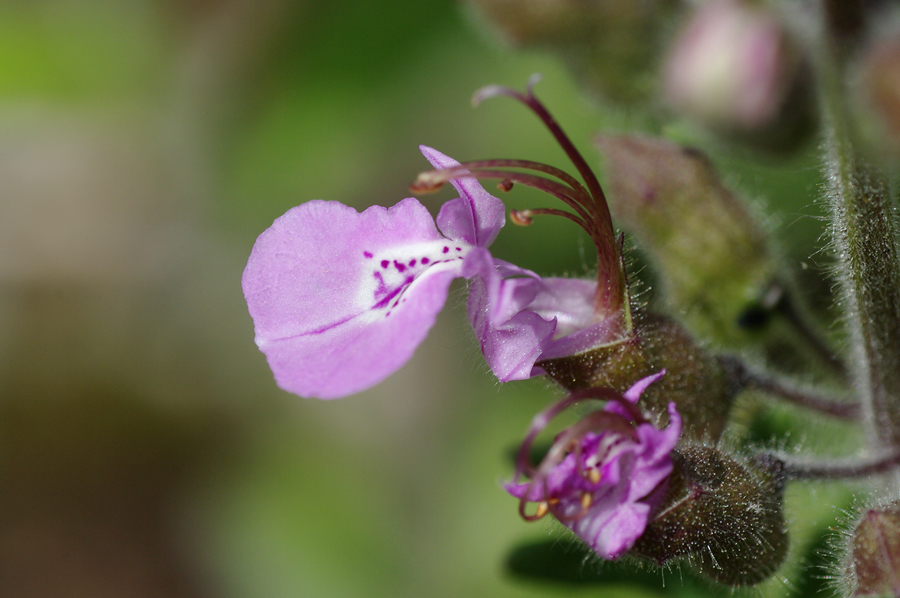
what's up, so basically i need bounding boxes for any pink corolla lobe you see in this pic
[505,371,681,560]
[242,147,501,399]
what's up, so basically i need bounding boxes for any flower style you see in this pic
[505,371,680,560]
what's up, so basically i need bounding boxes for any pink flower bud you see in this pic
[856,33,900,154]
[664,0,803,133]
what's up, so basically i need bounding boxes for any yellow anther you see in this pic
[497,179,514,192]
[588,469,601,484]
[410,171,448,194]
[510,209,533,226]
[581,492,593,510]
[534,501,549,518]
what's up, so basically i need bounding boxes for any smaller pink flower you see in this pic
[505,371,680,560]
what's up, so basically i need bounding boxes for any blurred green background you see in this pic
[0,1,847,597]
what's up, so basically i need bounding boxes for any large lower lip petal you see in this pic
[242,198,467,398]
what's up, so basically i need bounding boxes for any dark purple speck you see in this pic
[393,260,407,273]
[421,257,430,265]
[442,246,449,254]
[409,259,417,267]
[455,247,462,252]
[381,260,390,269]
[363,251,373,258]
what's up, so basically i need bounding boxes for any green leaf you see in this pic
[505,537,730,597]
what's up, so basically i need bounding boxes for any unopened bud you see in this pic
[663,0,812,148]
[846,501,900,596]
[463,0,589,46]
[596,135,788,352]
[465,0,678,103]
[632,446,789,585]
[853,27,900,160]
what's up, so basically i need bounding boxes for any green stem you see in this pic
[771,448,900,480]
[819,4,900,448]
[726,358,858,420]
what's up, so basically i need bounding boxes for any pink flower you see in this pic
[242,79,632,399]
[506,371,680,559]
[241,147,504,399]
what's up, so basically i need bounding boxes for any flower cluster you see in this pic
[240,81,669,565]
[240,0,900,588]
[241,79,817,584]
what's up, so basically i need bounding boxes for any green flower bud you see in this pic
[596,135,774,345]
[596,134,834,373]
[463,0,592,46]
[846,501,900,597]
[631,446,789,586]
[538,312,738,442]
[464,0,678,103]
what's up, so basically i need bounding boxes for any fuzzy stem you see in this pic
[818,3,900,448]
[767,280,848,379]
[728,358,859,420]
[774,449,900,481]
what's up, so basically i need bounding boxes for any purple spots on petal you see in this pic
[297,313,356,336]
[455,247,462,252]
[393,260,407,273]
[372,271,388,298]
[409,259,417,267]
[363,251,373,258]
[443,246,449,254]
[421,257,430,264]
[381,260,389,269]
[373,275,416,309]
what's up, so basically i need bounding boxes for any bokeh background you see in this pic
[0,1,847,597]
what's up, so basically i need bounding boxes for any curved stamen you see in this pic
[519,500,550,521]
[512,387,647,483]
[412,166,598,238]
[536,410,638,480]
[473,77,609,213]
[517,409,639,523]
[460,158,592,201]
[511,208,589,230]
[472,78,622,314]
